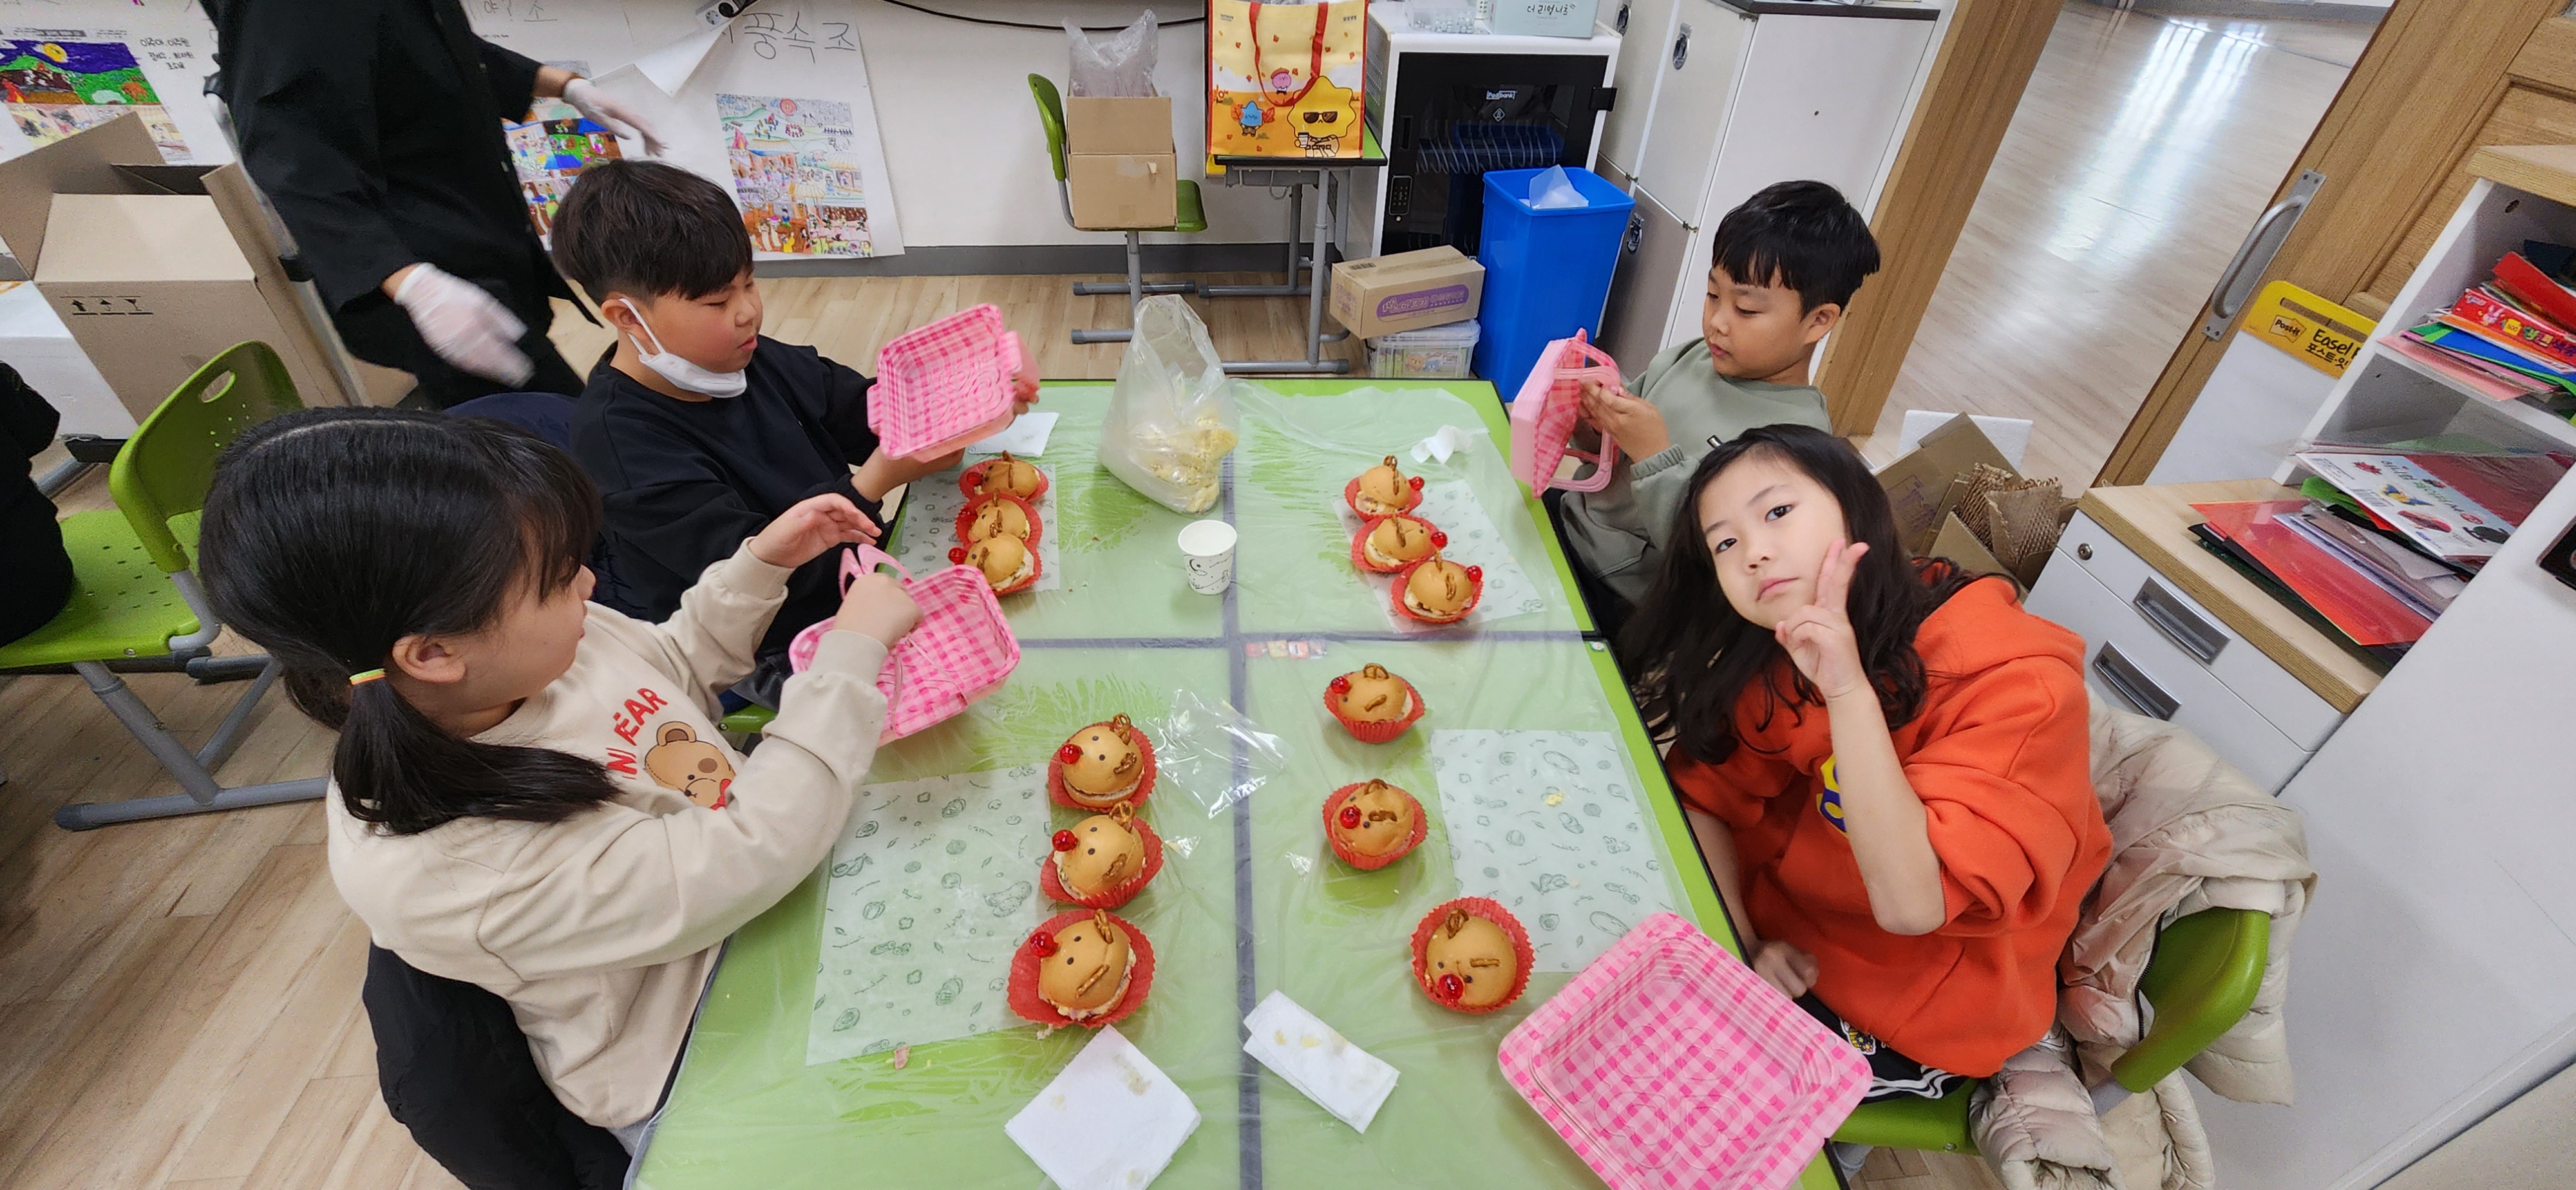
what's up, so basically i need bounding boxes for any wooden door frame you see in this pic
[2096,5,2576,486]
[1812,0,2063,435]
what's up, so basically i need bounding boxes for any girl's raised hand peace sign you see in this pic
[1774,540,1870,703]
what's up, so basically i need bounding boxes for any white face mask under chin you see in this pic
[615,299,748,399]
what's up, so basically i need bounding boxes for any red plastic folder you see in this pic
[2193,500,2434,646]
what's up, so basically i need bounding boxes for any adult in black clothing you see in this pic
[202,0,663,407]
[0,364,73,645]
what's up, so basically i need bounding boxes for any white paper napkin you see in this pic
[969,411,1059,457]
[1005,1026,1201,1190]
[1408,423,1483,465]
[1240,990,1399,1133]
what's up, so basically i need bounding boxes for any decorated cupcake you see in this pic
[956,493,1042,546]
[950,535,1039,595]
[1352,514,1443,574]
[962,451,1048,501]
[1039,802,1164,909]
[1410,898,1533,1014]
[1345,455,1424,517]
[1322,779,1426,870]
[1048,713,1157,809]
[1323,663,1425,743]
[1394,554,1482,625]
[1009,908,1155,1028]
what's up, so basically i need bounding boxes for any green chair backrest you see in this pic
[1028,73,1069,182]
[2111,905,2271,1091]
[109,341,303,574]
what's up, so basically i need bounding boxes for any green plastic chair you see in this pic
[1028,73,1209,346]
[3,342,329,830]
[1831,906,2273,1155]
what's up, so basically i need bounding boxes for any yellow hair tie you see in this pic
[349,668,388,686]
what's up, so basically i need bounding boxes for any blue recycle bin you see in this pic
[1472,166,1635,397]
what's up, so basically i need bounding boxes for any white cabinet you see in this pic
[1595,2,1938,374]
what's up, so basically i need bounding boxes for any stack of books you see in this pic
[2190,443,2570,657]
[2385,241,2576,411]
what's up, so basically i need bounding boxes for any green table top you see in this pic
[635,380,1838,1190]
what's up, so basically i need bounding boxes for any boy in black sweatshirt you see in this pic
[554,160,1033,703]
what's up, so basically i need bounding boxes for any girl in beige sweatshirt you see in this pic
[198,408,918,1137]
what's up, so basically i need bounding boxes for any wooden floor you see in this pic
[1861,1,2374,489]
[0,9,2373,1182]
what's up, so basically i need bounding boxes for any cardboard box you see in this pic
[1927,512,2020,594]
[0,115,375,421]
[1068,153,1179,230]
[1329,246,1485,339]
[1873,413,2014,556]
[1065,96,1178,231]
[0,281,133,438]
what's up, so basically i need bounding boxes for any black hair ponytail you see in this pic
[1616,424,1986,766]
[200,408,623,835]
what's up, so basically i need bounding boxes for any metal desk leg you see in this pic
[1222,169,1352,375]
[1200,182,1312,299]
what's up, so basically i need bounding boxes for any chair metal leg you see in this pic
[1073,280,1193,297]
[186,654,272,683]
[1072,231,1173,346]
[53,659,327,831]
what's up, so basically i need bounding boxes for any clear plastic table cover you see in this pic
[634,382,1837,1190]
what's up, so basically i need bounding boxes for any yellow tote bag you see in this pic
[1206,0,1367,167]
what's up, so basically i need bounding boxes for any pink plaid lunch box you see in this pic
[786,545,1021,744]
[871,303,1024,460]
[1508,330,1624,497]
[1497,912,1871,1190]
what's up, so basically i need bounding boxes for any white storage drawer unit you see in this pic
[2024,510,2349,792]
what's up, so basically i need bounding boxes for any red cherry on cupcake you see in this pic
[1431,531,1448,547]
[1437,972,1463,1000]
[1329,675,1350,695]
[949,547,969,563]
[1052,829,1078,852]
[1056,742,1084,765]
[1466,565,1483,581]
[1338,804,1362,829]
[1028,929,1059,957]
[1408,476,1425,491]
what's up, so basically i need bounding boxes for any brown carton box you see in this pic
[1329,246,1485,338]
[1873,413,2014,556]
[1065,97,1179,231]
[1065,97,1174,154]
[0,115,378,419]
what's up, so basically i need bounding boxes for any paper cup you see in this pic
[1178,520,1238,595]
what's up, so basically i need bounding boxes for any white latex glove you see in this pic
[561,77,668,158]
[391,264,535,386]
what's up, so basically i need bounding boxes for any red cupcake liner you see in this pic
[1321,781,1428,870]
[1343,471,1424,518]
[1038,815,1165,909]
[953,492,1044,548]
[1009,909,1157,1029]
[1409,896,1535,1015]
[958,457,1050,503]
[1391,556,1486,626]
[1349,513,1446,575]
[1323,674,1426,744]
[1047,719,1157,810]
[948,540,1042,596]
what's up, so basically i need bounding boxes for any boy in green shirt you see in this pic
[1551,180,1880,632]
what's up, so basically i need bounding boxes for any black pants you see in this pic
[0,498,71,645]
[1542,488,1636,643]
[364,946,630,1190]
[337,291,587,410]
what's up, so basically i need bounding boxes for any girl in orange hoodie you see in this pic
[1619,424,2110,1100]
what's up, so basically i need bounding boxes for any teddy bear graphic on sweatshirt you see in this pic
[643,722,734,809]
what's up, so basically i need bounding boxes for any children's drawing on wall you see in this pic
[502,59,614,245]
[0,38,190,161]
[716,93,871,257]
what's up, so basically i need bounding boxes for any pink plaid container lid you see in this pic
[1508,330,1624,497]
[786,545,1021,744]
[871,303,1023,460]
[1498,912,1871,1190]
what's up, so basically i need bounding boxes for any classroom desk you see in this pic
[633,380,1838,1190]
[1204,128,1390,377]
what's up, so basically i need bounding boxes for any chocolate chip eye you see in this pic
[1086,847,1095,855]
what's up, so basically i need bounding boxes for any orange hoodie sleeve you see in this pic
[1904,657,2101,938]
[1670,743,1801,831]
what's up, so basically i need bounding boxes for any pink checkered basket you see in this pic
[1508,329,1624,496]
[785,545,1020,744]
[1498,912,1871,1190]
[871,304,1023,460]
